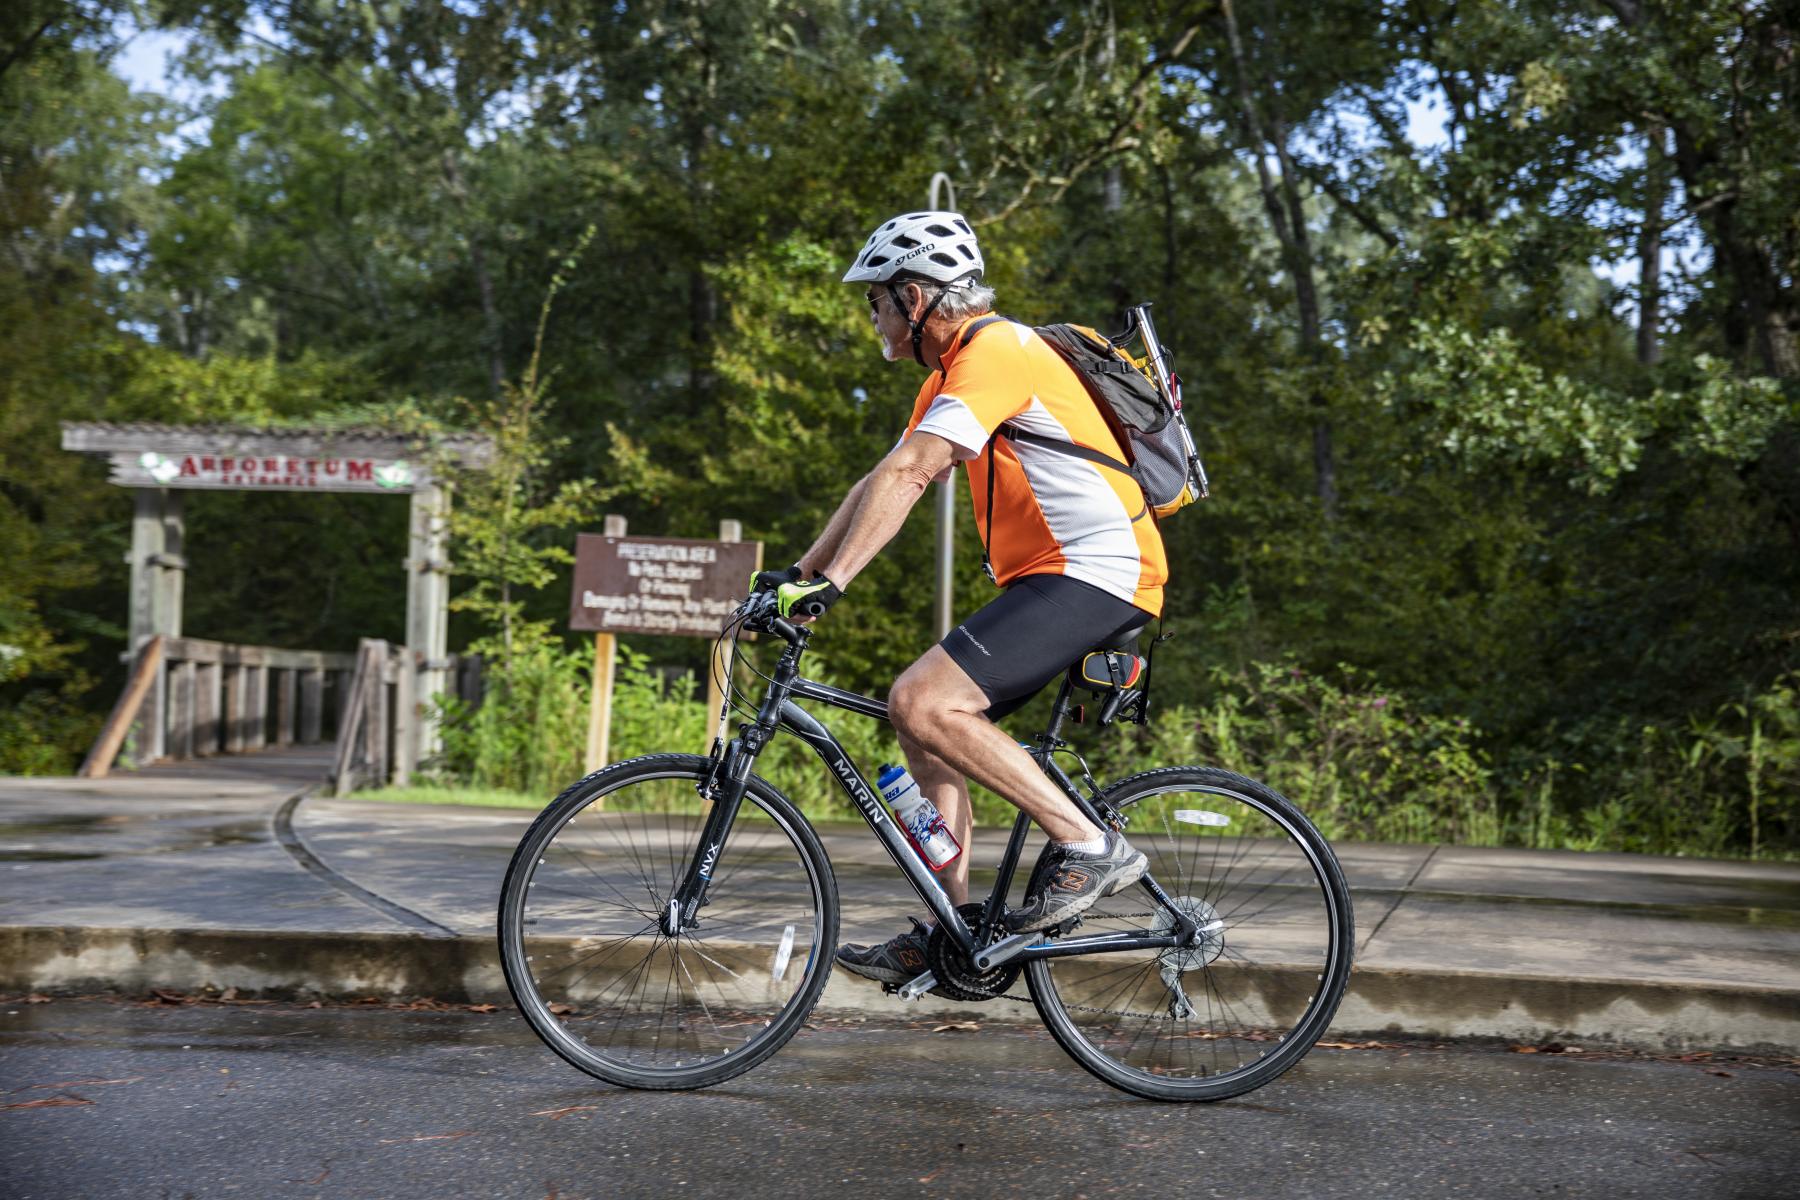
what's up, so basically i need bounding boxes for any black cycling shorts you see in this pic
[940,574,1153,721]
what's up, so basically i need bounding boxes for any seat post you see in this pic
[1040,677,1078,747]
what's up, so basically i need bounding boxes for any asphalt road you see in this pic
[2,998,1795,1200]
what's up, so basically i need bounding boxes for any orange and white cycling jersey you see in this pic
[903,314,1168,616]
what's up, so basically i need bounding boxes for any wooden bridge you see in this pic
[61,421,493,797]
[81,633,481,796]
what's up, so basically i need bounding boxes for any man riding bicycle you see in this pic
[760,211,1169,987]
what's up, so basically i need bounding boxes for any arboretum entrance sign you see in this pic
[61,422,493,779]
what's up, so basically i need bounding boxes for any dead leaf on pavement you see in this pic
[547,1003,578,1016]
[466,1004,499,1014]
[150,989,188,1005]
[531,1106,600,1120]
[932,1022,980,1033]
[376,1131,476,1144]
[1317,1040,1396,1050]
[24,994,52,1004]
[3,1097,95,1110]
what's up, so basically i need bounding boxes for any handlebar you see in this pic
[734,590,808,646]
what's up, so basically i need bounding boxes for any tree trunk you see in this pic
[1221,0,1337,516]
[1637,125,1666,367]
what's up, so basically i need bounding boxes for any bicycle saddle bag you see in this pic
[1068,649,1145,693]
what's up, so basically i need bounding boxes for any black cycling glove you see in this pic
[751,563,804,593]
[777,576,844,619]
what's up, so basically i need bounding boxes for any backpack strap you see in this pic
[958,314,1009,348]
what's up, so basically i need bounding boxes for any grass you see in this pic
[350,784,547,810]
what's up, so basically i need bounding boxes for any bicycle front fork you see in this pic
[661,731,758,935]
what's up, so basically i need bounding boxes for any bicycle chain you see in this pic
[957,911,1191,1022]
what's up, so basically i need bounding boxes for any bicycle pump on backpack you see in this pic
[1129,304,1209,501]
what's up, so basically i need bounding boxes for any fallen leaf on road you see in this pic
[932,1022,980,1033]
[1316,1040,1396,1050]
[24,994,52,1004]
[547,1003,578,1016]
[3,1097,94,1110]
[30,1078,141,1090]
[1508,1045,1540,1054]
[376,1131,476,1144]
[150,989,188,1005]
[531,1106,599,1120]
[466,1004,498,1014]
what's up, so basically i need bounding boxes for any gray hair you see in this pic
[933,278,996,322]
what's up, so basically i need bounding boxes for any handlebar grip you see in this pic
[799,599,828,618]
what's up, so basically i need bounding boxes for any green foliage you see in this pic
[1085,661,1501,847]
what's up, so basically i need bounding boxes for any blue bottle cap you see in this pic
[876,764,905,790]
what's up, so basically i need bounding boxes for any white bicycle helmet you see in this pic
[842,211,984,285]
[845,211,985,365]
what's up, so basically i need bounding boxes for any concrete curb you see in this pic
[4,923,1794,1054]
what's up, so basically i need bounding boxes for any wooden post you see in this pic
[275,669,296,746]
[245,663,267,751]
[223,664,245,753]
[585,513,629,772]
[405,482,451,767]
[366,641,390,787]
[196,661,220,755]
[300,668,323,744]
[391,649,416,787]
[706,519,759,740]
[170,659,195,761]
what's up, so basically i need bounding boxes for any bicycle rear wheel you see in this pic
[498,753,838,1090]
[1025,766,1353,1101]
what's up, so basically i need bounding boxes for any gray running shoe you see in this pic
[833,918,932,985]
[1008,832,1148,933]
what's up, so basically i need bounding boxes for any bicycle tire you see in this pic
[1024,765,1354,1101]
[498,753,839,1090]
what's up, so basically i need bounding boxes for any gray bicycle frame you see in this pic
[673,615,1198,972]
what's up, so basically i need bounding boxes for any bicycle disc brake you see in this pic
[1151,896,1223,1020]
[925,903,1021,1003]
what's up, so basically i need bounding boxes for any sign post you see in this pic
[571,518,761,772]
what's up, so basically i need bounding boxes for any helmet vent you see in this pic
[929,252,958,267]
[924,224,955,237]
[957,245,975,261]
[891,235,920,249]
[864,254,890,267]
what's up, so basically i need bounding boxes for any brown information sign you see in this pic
[569,534,761,637]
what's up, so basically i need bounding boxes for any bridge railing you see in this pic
[328,638,483,796]
[80,635,482,790]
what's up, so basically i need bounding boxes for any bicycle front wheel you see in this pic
[1025,766,1354,1101]
[498,753,838,1090]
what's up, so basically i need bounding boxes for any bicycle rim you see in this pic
[1025,766,1353,1101]
[498,755,837,1089]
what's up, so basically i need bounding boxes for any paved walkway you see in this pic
[3,748,1797,1050]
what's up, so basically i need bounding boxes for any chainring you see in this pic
[925,903,1021,1002]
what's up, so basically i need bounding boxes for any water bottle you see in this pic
[876,764,962,871]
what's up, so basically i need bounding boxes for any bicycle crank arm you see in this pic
[897,971,938,1001]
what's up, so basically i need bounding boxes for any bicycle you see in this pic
[497,589,1354,1102]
